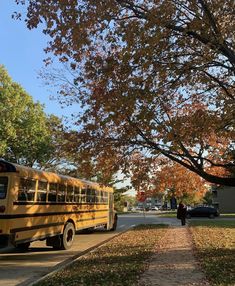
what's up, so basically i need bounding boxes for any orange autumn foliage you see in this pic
[16,0,235,186]
[152,163,208,201]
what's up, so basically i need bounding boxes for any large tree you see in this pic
[16,0,235,185]
[0,65,68,168]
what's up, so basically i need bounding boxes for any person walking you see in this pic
[177,202,187,225]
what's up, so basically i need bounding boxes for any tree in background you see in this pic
[38,115,75,171]
[15,1,235,186]
[0,64,128,189]
[58,130,124,185]
[0,65,68,169]
[129,154,208,206]
[152,162,208,205]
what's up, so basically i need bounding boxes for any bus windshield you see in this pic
[0,177,8,199]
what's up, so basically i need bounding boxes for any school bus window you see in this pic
[18,178,36,201]
[86,187,91,203]
[91,189,96,203]
[95,190,100,203]
[48,183,57,202]
[101,191,108,203]
[74,186,81,203]
[37,181,47,202]
[109,192,114,205]
[81,188,86,203]
[67,185,74,202]
[58,184,66,202]
[104,192,108,203]
[0,164,7,172]
[0,177,8,199]
[100,191,104,203]
[86,188,92,203]
[86,188,91,196]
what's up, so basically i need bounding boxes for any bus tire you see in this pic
[16,242,30,250]
[60,222,75,250]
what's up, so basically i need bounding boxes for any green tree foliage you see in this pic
[39,114,72,171]
[0,65,66,168]
[16,1,235,186]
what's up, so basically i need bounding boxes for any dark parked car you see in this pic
[186,206,219,219]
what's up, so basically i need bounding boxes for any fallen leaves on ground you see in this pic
[190,220,235,286]
[36,224,168,286]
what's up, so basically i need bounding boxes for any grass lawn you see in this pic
[157,212,235,218]
[220,213,235,218]
[35,224,168,286]
[189,220,235,286]
[156,211,177,218]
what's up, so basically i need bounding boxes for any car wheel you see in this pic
[209,214,215,219]
[60,222,75,250]
[186,214,191,219]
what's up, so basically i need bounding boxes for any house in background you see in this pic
[212,186,235,213]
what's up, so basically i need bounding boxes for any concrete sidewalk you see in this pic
[138,226,210,286]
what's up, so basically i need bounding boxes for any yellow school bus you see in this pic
[0,160,117,250]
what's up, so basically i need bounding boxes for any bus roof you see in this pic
[0,160,113,191]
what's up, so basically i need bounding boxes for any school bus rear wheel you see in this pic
[61,222,75,250]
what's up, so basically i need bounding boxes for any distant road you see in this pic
[0,213,181,286]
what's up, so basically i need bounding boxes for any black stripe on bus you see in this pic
[13,202,108,206]
[0,209,108,219]
[10,222,64,233]
[76,216,108,223]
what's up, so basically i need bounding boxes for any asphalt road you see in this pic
[0,213,181,286]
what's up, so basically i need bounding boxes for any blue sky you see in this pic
[0,1,72,118]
